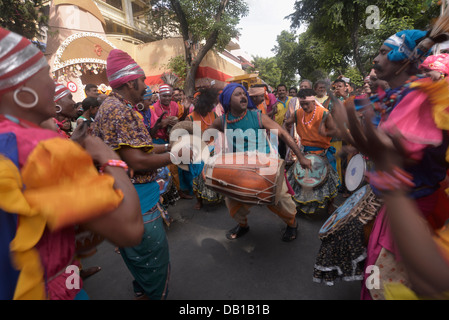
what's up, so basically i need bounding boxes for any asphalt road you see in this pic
[82,193,362,301]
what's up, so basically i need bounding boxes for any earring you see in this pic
[55,105,62,113]
[13,87,39,108]
[137,103,145,111]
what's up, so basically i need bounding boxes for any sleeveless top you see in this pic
[221,109,270,154]
[295,104,331,150]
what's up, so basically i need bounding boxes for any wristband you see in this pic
[99,160,129,173]
[365,166,415,193]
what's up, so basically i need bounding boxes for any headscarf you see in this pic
[383,30,430,63]
[54,83,70,102]
[143,86,153,100]
[0,27,48,96]
[106,49,145,89]
[219,83,256,113]
[420,53,449,75]
[159,84,173,95]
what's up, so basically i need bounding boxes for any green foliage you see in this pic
[246,56,281,89]
[165,55,189,88]
[178,0,249,52]
[285,0,441,78]
[0,0,48,40]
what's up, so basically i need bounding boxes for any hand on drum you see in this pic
[298,156,313,170]
[331,94,407,173]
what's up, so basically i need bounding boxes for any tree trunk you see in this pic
[169,0,229,96]
[350,3,366,79]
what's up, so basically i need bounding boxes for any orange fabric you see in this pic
[257,102,267,114]
[187,111,217,143]
[295,105,331,150]
[21,138,124,230]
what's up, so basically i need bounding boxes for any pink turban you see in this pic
[420,53,449,75]
[106,49,145,89]
[0,27,48,96]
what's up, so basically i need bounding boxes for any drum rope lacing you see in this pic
[204,166,277,204]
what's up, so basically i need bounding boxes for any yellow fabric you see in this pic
[385,223,449,300]
[274,97,292,126]
[409,78,449,163]
[0,156,46,300]
[0,137,124,300]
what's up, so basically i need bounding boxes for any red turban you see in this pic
[54,83,70,102]
[0,27,48,96]
[106,49,145,89]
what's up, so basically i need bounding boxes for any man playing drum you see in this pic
[207,83,312,242]
[285,89,340,215]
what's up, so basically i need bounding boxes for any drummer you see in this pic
[207,83,312,242]
[285,89,340,215]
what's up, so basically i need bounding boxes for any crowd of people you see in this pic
[1,15,449,301]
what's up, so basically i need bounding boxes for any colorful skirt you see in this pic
[193,174,223,204]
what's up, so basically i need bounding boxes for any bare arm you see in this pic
[77,136,143,247]
[118,146,172,173]
[261,114,311,169]
[332,97,449,298]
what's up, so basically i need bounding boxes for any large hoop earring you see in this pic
[55,105,62,113]
[136,103,145,111]
[13,87,39,109]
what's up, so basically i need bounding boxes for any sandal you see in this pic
[226,225,249,240]
[282,224,298,242]
[80,266,101,280]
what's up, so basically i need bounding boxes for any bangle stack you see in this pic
[99,159,129,174]
[365,166,415,193]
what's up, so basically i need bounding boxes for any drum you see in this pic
[204,152,285,205]
[345,153,373,192]
[293,154,329,189]
[313,185,382,285]
[155,166,172,195]
[75,225,104,258]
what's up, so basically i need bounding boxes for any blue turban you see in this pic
[143,86,153,100]
[219,83,256,113]
[383,30,430,62]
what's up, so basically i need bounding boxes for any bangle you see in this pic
[99,160,129,173]
[365,166,415,193]
[164,143,169,151]
[168,151,178,164]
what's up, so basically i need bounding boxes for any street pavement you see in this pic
[82,192,362,301]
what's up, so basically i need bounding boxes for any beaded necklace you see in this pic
[226,109,247,124]
[302,106,317,125]
[200,112,213,126]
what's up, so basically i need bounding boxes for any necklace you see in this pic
[302,106,317,125]
[200,112,212,126]
[226,109,247,124]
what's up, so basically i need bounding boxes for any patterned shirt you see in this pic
[91,92,156,184]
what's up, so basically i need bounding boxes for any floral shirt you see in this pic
[91,92,156,184]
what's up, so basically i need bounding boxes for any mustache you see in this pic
[372,63,382,72]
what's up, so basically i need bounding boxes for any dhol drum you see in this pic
[204,152,285,205]
[345,153,374,192]
[293,154,329,189]
[313,185,382,285]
